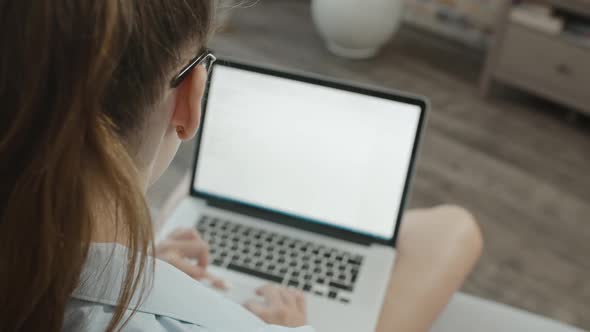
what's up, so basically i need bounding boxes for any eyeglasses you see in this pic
[170,48,217,88]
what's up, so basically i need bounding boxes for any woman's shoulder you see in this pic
[64,298,315,332]
[66,243,314,332]
[68,243,263,330]
[64,298,207,332]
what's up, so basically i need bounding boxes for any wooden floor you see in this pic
[148,0,590,329]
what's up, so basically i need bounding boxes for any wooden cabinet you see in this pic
[481,0,590,116]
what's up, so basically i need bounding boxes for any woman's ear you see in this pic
[170,65,208,140]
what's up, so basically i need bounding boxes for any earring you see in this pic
[176,125,185,137]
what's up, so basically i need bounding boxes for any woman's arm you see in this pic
[377,205,484,332]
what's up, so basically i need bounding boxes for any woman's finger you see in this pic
[203,271,229,290]
[243,301,271,321]
[161,240,209,267]
[279,287,296,306]
[168,228,200,241]
[290,288,305,311]
[256,284,284,305]
[162,255,228,287]
[163,254,206,279]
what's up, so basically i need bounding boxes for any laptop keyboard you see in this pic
[196,214,364,304]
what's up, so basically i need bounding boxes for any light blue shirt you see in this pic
[64,243,315,332]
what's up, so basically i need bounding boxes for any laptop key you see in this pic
[227,263,283,283]
[200,213,364,300]
[329,281,353,292]
[348,258,362,266]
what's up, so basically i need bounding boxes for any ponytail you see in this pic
[0,0,212,329]
[0,1,153,331]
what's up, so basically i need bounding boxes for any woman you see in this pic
[0,1,483,331]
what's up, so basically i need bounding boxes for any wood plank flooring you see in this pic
[148,0,590,329]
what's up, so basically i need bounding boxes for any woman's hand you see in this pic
[156,228,226,289]
[244,284,307,327]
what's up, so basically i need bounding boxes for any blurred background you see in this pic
[149,0,590,329]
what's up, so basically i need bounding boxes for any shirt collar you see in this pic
[71,243,264,330]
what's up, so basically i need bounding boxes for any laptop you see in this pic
[159,59,428,331]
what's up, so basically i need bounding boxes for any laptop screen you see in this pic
[193,64,423,240]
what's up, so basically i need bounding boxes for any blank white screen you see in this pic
[194,65,421,239]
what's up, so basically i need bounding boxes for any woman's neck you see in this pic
[90,168,150,245]
[90,199,130,245]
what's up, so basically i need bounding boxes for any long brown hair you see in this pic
[0,1,212,331]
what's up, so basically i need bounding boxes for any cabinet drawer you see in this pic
[495,22,590,112]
